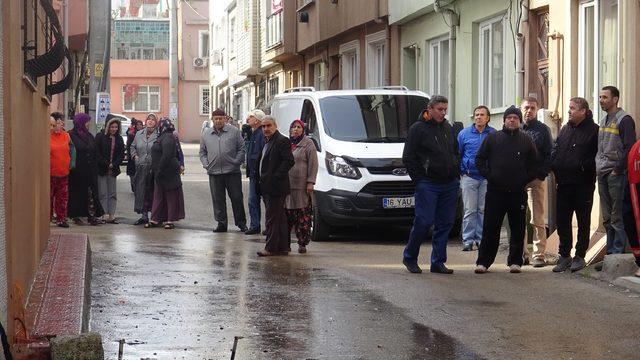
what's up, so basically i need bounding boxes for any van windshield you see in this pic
[318,95,429,143]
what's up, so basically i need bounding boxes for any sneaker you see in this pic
[430,264,454,274]
[212,224,228,233]
[462,243,473,251]
[552,256,572,272]
[245,228,261,235]
[570,256,586,272]
[532,257,546,268]
[402,259,422,274]
[509,264,522,273]
[238,225,248,232]
[474,265,488,274]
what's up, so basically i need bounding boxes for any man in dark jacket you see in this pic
[521,97,553,267]
[474,106,538,274]
[402,95,460,274]
[551,97,599,272]
[257,116,295,256]
[245,109,266,235]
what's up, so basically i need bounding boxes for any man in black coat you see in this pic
[257,116,295,256]
[474,106,539,274]
[551,97,599,272]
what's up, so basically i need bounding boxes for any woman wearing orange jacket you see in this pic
[49,112,75,227]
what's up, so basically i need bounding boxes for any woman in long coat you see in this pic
[285,119,318,253]
[126,118,144,192]
[130,113,160,225]
[95,115,125,223]
[145,118,185,229]
[68,113,104,225]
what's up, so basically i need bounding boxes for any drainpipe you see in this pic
[63,0,69,120]
[434,1,459,123]
[515,0,529,103]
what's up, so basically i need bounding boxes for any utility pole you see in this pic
[169,0,179,127]
[88,0,111,133]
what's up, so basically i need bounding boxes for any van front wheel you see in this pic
[312,205,331,242]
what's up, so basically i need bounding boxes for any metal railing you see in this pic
[266,11,283,49]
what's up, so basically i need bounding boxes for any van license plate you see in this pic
[383,197,415,209]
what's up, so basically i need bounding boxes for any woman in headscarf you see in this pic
[126,118,144,192]
[50,112,75,227]
[95,114,125,223]
[68,113,104,225]
[145,118,185,229]
[285,119,318,253]
[130,113,160,225]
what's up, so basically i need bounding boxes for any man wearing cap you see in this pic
[199,108,248,233]
[474,106,539,274]
[245,109,266,235]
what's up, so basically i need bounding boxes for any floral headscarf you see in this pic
[158,117,175,134]
[289,119,305,151]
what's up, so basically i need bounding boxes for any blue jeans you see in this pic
[403,179,459,266]
[248,177,261,231]
[598,172,628,254]
[460,175,487,246]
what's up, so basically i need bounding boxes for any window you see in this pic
[268,76,280,100]
[366,31,387,87]
[199,85,211,116]
[199,30,209,58]
[579,0,618,111]
[478,16,506,109]
[266,11,283,48]
[314,62,326,91]
[112,20,170,60]
[428,36,449,97]
[229,17,236,58]
[340,40,359,89]
[122,85,160,112]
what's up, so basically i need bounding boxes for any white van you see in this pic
[271,86,437,241]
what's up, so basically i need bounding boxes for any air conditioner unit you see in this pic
[193,57,207,68]
[211,50,222,66]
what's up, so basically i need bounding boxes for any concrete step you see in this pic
[613,276,640,294]
[600,254,639,282]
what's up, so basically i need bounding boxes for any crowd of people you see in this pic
[402,85,640,277]
[48,108,319,255]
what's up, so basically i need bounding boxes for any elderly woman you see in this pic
[95,115,125,223]
[126,118,144,192]
[68,113,104,225]
[50,112,75,227]
[131,113,160,225]
[285,119,318,253]
[145,118,185,229]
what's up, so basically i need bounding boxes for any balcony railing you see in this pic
[266,11,283,49]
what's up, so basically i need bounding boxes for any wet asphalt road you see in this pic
[55,144,640,359]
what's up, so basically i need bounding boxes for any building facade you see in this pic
[177,0,210,142]
[109,10,171,123]
[2,0,86,341]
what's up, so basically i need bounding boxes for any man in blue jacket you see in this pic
[457,105,496,251]
[402,95,460,274]
[245,109,266,235]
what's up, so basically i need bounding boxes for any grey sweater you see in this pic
[199,124,246,175]
[130,128,159,166]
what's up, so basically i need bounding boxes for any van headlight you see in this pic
[326,152,361,179]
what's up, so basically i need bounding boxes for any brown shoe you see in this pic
[257,250,276,257]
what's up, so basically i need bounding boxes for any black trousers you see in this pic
[264,195,291,253]
[208,173,247,228]
[623,182,640,266]
[477,189,527,268]
[556,183,595,258]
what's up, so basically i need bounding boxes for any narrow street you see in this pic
[54,145,640,359]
